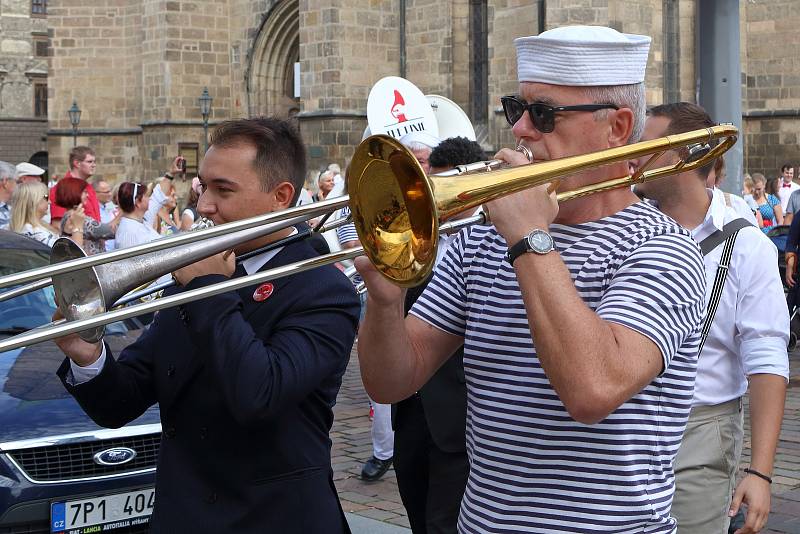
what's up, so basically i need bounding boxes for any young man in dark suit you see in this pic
[54,118,360,533]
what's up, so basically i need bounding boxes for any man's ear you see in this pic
[272,182,296,209]
[608,107,635,148]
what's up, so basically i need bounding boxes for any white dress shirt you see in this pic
[689,189,789,406]
[70,231,294,384]
[778,181,799,212]
[713,187,757,225]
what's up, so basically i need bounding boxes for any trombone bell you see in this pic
[348,136,438,287]
[51,239,107,343]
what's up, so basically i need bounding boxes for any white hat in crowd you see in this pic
[515,25,651,86]
[16,162,46,176]
[399,132,441,150]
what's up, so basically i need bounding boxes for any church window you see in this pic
[31,0,47,16]
[34,83,48,118]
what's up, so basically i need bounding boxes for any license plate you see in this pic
[51,487,155,533]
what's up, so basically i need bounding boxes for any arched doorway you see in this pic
[246,0,299,119]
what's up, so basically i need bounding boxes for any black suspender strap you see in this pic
[696,218,753,355]
[699,218,751,256]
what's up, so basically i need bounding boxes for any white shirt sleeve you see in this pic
[734,230,790,380]
[69,343,107,384]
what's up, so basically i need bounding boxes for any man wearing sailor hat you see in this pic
[357,25,706,534]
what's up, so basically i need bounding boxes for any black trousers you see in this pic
[393,395,469,534]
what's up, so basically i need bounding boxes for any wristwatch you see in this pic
[506,229,555,265]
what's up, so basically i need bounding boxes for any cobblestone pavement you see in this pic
[333,345,800,532]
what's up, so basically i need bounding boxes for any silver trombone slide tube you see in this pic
[0,247,363,353]
[0,207,355,305]
[111,214,355,308]
[0,278,53,303]
[440,212,487,235]
[0,195,350,291]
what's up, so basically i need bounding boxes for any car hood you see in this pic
[0,330,160,443]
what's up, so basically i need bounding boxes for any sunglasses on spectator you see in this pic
[500,95,619,133]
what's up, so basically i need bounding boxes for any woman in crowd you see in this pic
[9,181,76,248]
[741,173,764,226]
[180,177,202,231]
[55,177,111,254]
[752,172,783,232]
[312,170,335,201]
[115,181,161,249]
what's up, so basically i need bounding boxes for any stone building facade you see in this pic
[0,0,49,169]
[43,0,800,191]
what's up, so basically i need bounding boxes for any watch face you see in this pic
[527,230,553,253]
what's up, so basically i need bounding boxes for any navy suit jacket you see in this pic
[58,238,360,533]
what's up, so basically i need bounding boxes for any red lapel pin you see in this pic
[252,283,274,302]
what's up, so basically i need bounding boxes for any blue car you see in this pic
[0,231,160,534]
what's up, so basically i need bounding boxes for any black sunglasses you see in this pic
[500,95,619,133]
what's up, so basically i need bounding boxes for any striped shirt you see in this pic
[335,207,358,245]
[411,201,705,533]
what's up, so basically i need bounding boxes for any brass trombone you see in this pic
[0,125,737,352]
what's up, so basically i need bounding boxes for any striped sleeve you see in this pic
[409,230,468,336]
[596,231,706,371]
[336,222,358,245]
[335,207,358,245]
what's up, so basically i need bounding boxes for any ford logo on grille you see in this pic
[93,447,137,466]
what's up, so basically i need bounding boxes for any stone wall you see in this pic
[0,0,48,164]
[47,0,233,184]
[41,1,800,191]
[0,118,47,165]
[741,0,800,178]
[298,0,400,172]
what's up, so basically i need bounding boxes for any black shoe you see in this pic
[360,456,393,481]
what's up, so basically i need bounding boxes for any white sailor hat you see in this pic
[515,25,651,86]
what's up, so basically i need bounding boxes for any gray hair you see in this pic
[403,141,435,152]
[583,83,646,144]
[327,163,341,174]
[0,161,16,182]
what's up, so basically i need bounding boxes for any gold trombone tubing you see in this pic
[347,125,737,287]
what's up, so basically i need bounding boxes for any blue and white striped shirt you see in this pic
[411,201,705,533]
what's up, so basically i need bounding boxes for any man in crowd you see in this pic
[0,161,17,228]
[93,178,118,251]
[53,117,360,533]
[356,25,706,533]
[634,102,788,534]
[782,180,800,226]
[51,146,101,227]
[777,163,798,213]
[392,135,484,534]
[16,162,47,184]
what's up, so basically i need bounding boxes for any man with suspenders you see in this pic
[634,102,789,534]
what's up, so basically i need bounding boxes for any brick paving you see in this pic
[333,345,800,532]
